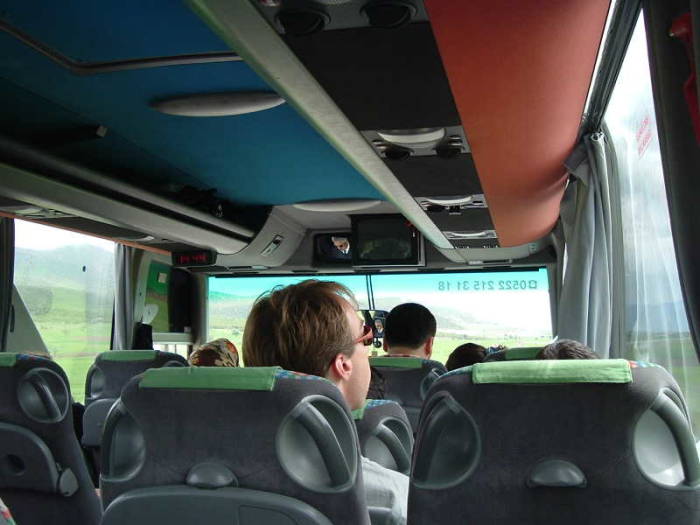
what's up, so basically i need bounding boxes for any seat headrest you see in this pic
[370,356,445,369]
[502,346,542,360]
[0,353,53,368]
[97,350,158,362]
[442,359,635,385]
[352,399,397,421]
[0,354,71,423]
[138,366,332,392]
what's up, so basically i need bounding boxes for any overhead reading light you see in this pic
[277,8,329,36]
[292,199,382,212]
[417,195,487,213]
[151,92,285,117]
[366,126,469,159]
[362,1,416,28]
[443,230,497,239]
[422,196,475,207]
[377,128,445,149]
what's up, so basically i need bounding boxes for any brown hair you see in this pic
[243,280,357,376]
[537,339,599,360]
[445,343,487,371]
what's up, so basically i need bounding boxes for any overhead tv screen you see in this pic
[314,233,353,265]
[351,214,423,267]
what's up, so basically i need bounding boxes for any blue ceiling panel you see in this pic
[0,1,383,205]
[0,1,230,61]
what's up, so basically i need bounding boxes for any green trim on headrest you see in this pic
[100,350,157,362]
[352,399,373,421]
[472,359,632,384]
[370,356,423,369]
[140,366,281,391]
[0,353,17,367]
[504,347,542,360]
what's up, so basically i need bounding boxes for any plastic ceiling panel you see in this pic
[426,0,610,246]
[0,0,383,206]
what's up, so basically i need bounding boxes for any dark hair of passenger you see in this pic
[242,280,356,376]
[445,343,487,371]
[537,339,599,360]
[384,303,437,349]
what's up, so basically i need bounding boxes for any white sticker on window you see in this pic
[158,272,168,284]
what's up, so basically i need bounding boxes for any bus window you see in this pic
[371,269,552,363]
[604,15,700,435]
[207,270,551,364]
[208,274,370,352]
[12,219,115,400]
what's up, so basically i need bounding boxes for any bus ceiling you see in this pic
[193,0,612,248]
[0,0,612,259]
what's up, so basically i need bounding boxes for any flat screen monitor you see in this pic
[351,214,423,267]
[314,232,353,265]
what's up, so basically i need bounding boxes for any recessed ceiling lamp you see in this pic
[151,92,285,117]
[292,199,382,212]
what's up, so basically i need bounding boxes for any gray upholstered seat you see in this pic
[0,353,101,525]
[82,350,186,452]
[369,356,446,431]
[354,399,413,475]
[409,359,700,524]
[100,366,370,525]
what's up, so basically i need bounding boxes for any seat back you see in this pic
[409,359,700,525]
[483,346,541,362]
[369,357,446,430]
[0,354,101,525]
[100,367,369,525]
[82,350,186,448]
[354,400,413,475]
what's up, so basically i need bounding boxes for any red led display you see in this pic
[172,250,216,267]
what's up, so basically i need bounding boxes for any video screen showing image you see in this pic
[352,215,420,266]
[314,233,352,265]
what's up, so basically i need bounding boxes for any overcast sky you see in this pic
[14,218,114,251]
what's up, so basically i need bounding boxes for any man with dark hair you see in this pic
[383,303,437,359]
[537,339,599,360]
[445,343,487,371]
[243,280,408,522]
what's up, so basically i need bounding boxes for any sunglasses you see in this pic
[354,324,374,346]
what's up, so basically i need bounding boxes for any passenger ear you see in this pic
[327,353,353,382]
[425,337,435,359]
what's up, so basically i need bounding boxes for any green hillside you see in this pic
[14,245,114,399]
[15,245,114,290]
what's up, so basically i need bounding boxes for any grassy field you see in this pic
[16,285,112,402]
[52,356,95,402]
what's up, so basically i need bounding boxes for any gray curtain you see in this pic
[0,218,14,351]
[556,133,614,357]
[111,244,135,350]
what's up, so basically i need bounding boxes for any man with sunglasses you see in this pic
[243,279,408,523]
